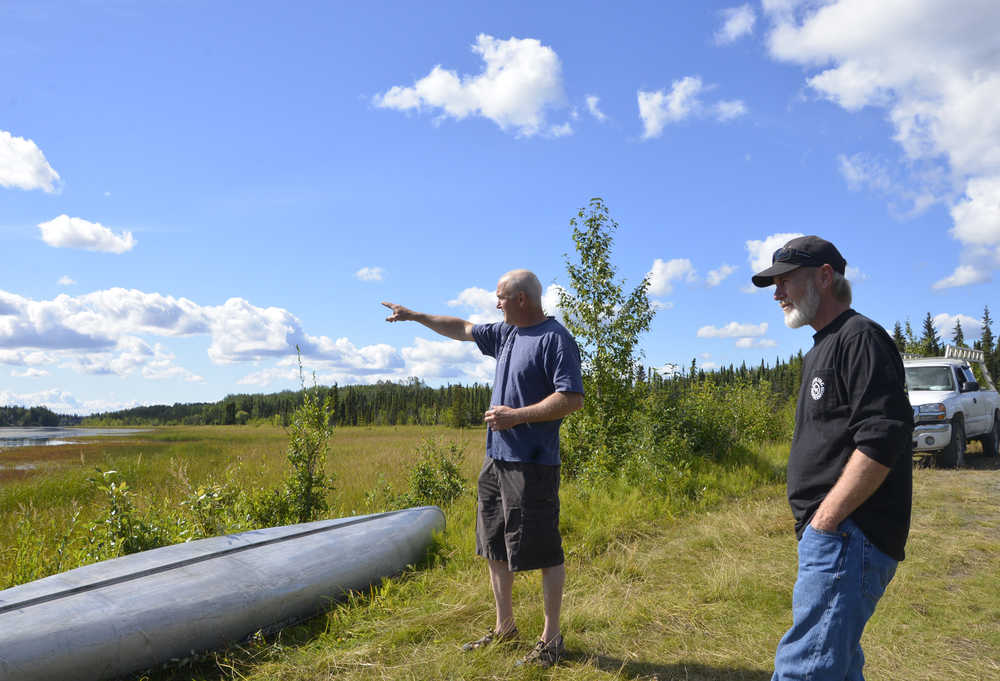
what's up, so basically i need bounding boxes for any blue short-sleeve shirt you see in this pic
[472,317,584,466]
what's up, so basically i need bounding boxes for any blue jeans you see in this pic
[772,518,898,681]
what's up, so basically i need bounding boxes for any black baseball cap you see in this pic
[751,235,847,288]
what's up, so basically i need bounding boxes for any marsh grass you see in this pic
[152,448,997,681]
[0,425,476,586]
[3,428,998,681]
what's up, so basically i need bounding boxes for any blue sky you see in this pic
[3,0,999,415]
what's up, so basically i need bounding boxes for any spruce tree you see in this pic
[892,321,906,353]
[919,312,941,357]
[982,306,996,380]
[952,318,966,347]
[904,319,919,354]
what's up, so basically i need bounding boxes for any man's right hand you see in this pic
[381,302,475,341]
[382,301,415,322]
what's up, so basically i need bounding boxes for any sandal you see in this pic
[461,625,519,651]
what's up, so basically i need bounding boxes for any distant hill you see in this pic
[0,405,82,427]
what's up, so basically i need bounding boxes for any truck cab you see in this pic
[904,348,1000,467]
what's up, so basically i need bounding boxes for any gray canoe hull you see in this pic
[0,505,444,681]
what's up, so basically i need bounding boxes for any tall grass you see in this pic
[0,425,475,587]
[3,425,997,680]
[107,446,995,681]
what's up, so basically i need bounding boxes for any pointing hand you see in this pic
[382,301,415,322]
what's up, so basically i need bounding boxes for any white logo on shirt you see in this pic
[810,376,825,400]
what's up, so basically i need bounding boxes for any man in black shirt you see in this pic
[752,235,913,681]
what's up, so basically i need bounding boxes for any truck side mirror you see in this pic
[961,380,980,393]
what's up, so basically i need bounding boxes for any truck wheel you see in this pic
[939,419,966,468]
[981,412,1000,458]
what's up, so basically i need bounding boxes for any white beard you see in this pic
[783,278,820,329]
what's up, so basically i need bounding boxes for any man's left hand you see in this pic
[809,508,842,533]
[484,406,520,431]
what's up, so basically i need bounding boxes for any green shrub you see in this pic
[400,439,467,508]
[85,469,172,560]
[284,354,335,522]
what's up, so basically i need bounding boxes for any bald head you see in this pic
[499,269,543,306]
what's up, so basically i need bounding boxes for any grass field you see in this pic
[2,426,998,680]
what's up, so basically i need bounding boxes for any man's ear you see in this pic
[817,264,835,290]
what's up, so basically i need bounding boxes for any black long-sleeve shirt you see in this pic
[788,309,913,560]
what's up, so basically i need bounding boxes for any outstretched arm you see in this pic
[382,301,475,341]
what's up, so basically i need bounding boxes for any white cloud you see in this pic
[0,349,55,368]
[657,363,682,378]
[306,336,403,372]
[374,34,568,138]
[58,335,205,382]
[238,336,406,387]
[932,265,992,290]
[448,286,502,324]
[0,388,139,415]
[0,129,60,193]
[58,275,76,286]
[401,337,495,383]
[638,77,704,139]
[0,284,521,395]
[715,4,756,45]
[949,176,1000,247]
[648,258,697,296]
[586,95,608,122]
[38,215,136,253]
[638,76,746,138]
[549,122,574,137]
[837,152,944,216]
[707,264,737,287]
[12,367,49,378]
[735,337,778,348]
[541,284,565,322]
[0,287,404,382]
[238,366,299,387]
[714,99,749,121]
[355,266,385,282]
[763,0,1000,287]
[697,321,769,338]
[745,232,805,275]
[844,265,868,284]
[932,312,983,342]
[205,298,307,364]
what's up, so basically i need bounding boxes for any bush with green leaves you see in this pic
[283,352,336,523]
[85,468,172,560]
[400,438,467,508]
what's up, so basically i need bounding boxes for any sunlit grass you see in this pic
[3,428,998,681]
[162,459,997,681]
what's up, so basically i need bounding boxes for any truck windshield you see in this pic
[905,366,954,391]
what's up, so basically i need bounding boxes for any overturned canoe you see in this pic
[0,505,444,681]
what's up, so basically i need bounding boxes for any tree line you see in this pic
[81,380,494,428]
[0,405,82,427]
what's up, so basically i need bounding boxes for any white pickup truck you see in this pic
[905,346,1000,467]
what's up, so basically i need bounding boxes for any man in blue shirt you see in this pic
[383,269,584,668]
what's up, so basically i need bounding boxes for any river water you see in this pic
[0,427,150,451]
